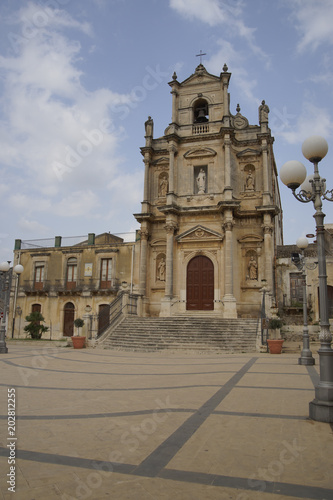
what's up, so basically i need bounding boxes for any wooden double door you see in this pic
[186,256,214,311]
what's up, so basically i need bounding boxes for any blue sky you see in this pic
[0,0,333,263]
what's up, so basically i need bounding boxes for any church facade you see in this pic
[134,63,283,318]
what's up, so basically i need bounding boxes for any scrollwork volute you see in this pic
[139,230,149,241]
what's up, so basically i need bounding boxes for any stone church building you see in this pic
[134,63,283,319]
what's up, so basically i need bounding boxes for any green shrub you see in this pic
[268,318,283,330]
[24,312,49,339]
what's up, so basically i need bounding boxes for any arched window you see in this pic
[66,257,77,290]
[193,98,209,123]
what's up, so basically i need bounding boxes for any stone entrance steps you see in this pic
[101,316,259,353]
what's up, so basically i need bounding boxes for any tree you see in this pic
[73,318,84,336]
[24,311,49,339]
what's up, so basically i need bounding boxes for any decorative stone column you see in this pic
[261,141,271,206]
[165,223,176,298]
[143,155,150,203]
[138,229,149,297]
[167,143,176,199]
[160,221,177,316]
[171,89,178,124]
[222,216,237,318]
[223,135,232,201]
[262,216,273,292]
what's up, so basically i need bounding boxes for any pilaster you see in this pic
[222,217,237,318]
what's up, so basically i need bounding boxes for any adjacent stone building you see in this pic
[134,63,283,318]
[9,233,136,339]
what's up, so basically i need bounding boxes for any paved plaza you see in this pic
[0,342,332,500]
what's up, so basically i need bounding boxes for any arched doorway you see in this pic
[186,255,214,310]
[63,302,75,337]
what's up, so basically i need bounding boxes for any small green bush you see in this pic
[268,318,283,330]
[24,312,49,339]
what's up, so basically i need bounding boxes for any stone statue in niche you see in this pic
[259,100,269,124]
[196,168,206,194]
[157,257,166,281]
[247,255,258,280]
[159,174,168,197]
[245,170,255,191]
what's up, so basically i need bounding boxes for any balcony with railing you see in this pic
[89,278,120,295]
[192,123,210,135]
[23,280,51,295]
[21,278,120,296]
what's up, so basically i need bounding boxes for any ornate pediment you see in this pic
[236,148,261,158]
[184,147,217,159]
[176,225,223,242]
[152,157,169,165]
[180,65,220,86]
[238,234,263,243]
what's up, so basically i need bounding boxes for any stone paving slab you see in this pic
[0,345,332,499]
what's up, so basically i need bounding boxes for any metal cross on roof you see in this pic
[196,50,206,64]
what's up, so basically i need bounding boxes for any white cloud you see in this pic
[53,190,100,217]
[170,0,230,26]
[288,0,333,52]
[0,2,133,220]
[17,217,49,235]
[277,102,333,144]
[107,170,143,206]
[207,40,259,105]
[169,0,269,65]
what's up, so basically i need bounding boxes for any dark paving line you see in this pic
[3,347,255,362]
[0,409,306,421]
[247,372,309,376]
[133,357,258,477]
[0,408,194,420]
[213,410,307,420]
[0,447,135,475]
[236,386,314,391]
[0,446,330,499]
[0,383,222,392]
[160,468,333,500]
[2,351,246,367]
[0,359,240,376]
[307,365,320,388]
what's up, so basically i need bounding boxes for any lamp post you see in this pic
[280,135,333,422]
[0,262,24,353]
[293,236,315,366]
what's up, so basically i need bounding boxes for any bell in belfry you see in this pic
[196,108,208,122]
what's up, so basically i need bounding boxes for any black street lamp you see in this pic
[280,135,333,422]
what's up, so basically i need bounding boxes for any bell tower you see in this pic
[134,63,282,318]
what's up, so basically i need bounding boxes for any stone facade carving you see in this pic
[196,168,206,194]
[247,255,258,280]
[259,100,269,124]
[157,255,166,281]
[158,173,168,198]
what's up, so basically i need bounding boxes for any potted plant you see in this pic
[71,318,85,349]
[267,318,284,354]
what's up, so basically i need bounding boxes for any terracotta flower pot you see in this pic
[267,339,284,354]
[71,336,86,349]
